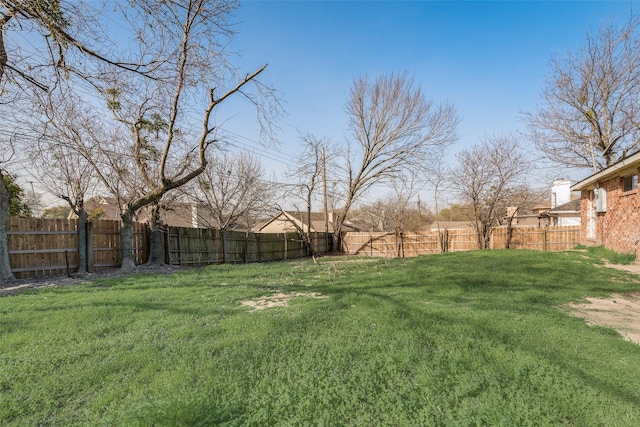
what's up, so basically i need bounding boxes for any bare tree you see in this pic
[524,16,640,171]
[452,134,531,249]
[0,0,162,282]
[332,73,458,250]
[195,150,273,230]
[1,1,156,89]
[0,141,16,282]
[89,0,277,269]
[500,187,547,249]
[350,193,434,233]
[426,156,450,233]
[288,134,338,252]
[24,86,103,274]
[386,170,422,234]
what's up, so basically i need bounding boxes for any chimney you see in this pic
[191,204,199,228]
[551,179,572,208]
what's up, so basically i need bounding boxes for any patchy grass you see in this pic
[2,250,640,425]
[575,244,637,264]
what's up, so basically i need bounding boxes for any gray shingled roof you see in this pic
[548,198,581,213]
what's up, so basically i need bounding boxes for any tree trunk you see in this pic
[77,208,87,274]
[147,205,163,265]
[0,18,8,83]
[477,223,490,250]
[306,198,312,256]
[0,171,15,283]
[505,217,514,249]
[482,225,491,249]
[120,209,136,271]
[331,222,341,252]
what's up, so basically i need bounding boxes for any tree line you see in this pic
[1,2,638,283]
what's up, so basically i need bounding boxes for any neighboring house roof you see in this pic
[67,196,219,228]
[68,197,121,221]
[429,221,476,231]
[548,198,581,215]
[572,151,640,191]
[256,211,359,233]
[159,204,214,229]
[532,205,551,214]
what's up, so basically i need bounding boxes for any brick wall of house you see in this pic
[581,172,640,256]
[579,191,590,245]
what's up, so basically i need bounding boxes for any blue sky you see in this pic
[217,0,636,207]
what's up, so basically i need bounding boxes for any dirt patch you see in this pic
[320,258,379,266]
[566,263,640,345]
[567,293,640,344]
[0,265,185,296]
[604,262,640,274]
[241,292,327,312]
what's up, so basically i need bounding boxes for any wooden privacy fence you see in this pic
[90,220,149,269]
[164,228,329,266]
[489,226,581,252]
[342,226,581,258]
[6,217,330,279]
[6,218,149,279]
[5,217,578,278]
[7,217,79,278]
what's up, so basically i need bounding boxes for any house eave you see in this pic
[548,210,580,216]
[571,151,640,191]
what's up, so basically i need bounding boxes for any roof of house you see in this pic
[548,198,581,215]
[68,197,121,221]
[572,151,640,191]
[68,197,220,228]
[429,221,476,230]
[532,205,551,214]
[256,211,359,233]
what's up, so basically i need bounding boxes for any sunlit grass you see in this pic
[2,250,640,425]
[575,244,636,264]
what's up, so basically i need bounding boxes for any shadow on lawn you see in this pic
[112,252,640,424]
[124,398,247,426]
[122,281,640,425]
[7,251,640,425]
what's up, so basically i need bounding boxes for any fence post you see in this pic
[284,233,288,260]
[326,232,330,254]
[244,231,249,263]
[176,227,182,265]
[164,225,171,265]
[542,229,547,252]
[220,229,226,263]
[369,233,373,257]
[86,221,95,273]
[256,233,261,262]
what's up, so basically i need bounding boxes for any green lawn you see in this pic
[2,249,640,426]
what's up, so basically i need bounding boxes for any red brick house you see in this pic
[571,151,640,257]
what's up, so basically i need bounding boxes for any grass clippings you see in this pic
[241,292,327,311]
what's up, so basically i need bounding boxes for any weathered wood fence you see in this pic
[342,226,581,258]
[164,228,329,266]
[6,217,329,279]
[5,217,578,278]
[7,218,149,279]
